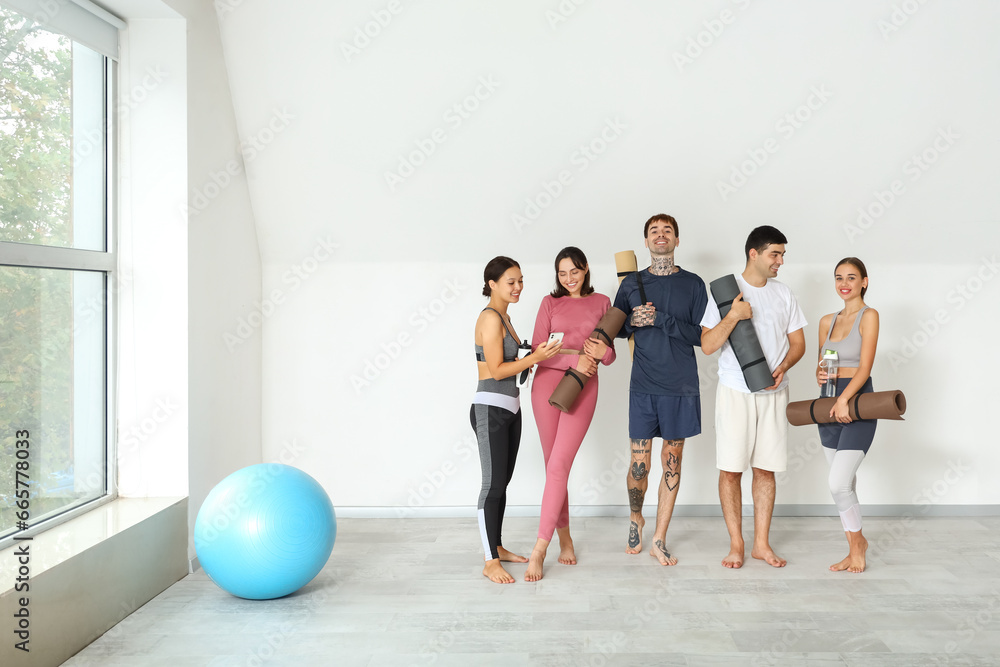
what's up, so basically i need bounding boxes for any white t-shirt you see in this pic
[700,275,807,394]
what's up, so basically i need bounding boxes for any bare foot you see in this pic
[496,546,528,563]
[751,545,787,568]
[483,559,515,584]
[626,516,645,554]
[524,548,546,582]
[650,538,678,566]
[722,547,744,569]
[831,535,867,573]
[558,540,577,565]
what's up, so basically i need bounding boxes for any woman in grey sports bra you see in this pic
[814,257,880,574]
[472,256,561,584]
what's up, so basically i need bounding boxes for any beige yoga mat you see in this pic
[614,250,638,359]
[548,307,627,413]
[786,390,906,426]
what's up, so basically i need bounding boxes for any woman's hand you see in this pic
[830,397,851,423]
[583,337,607,361]
[816,364,828,387]
[531,339,562,362]
[575,354,598,377]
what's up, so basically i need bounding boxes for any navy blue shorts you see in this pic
[818,377,877,454]
[629,392,701,440]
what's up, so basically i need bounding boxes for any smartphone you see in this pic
[547,332,564,345]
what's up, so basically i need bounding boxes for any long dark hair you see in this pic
[550,246,594,298]
[482,256,520,296]
[835,257,869,298]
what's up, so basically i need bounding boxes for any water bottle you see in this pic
[820,350,839,398]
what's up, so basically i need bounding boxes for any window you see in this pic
[0,1,117,545]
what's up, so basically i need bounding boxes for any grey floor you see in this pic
[64,515,1000,666]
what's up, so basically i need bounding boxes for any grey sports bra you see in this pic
[475,308,520,364]
[822,306,869,368]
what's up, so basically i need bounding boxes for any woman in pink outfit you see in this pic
[525,247,616,581]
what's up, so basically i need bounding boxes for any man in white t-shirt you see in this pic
[700,226,806,569]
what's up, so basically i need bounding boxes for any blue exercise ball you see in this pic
[194,463,336,600]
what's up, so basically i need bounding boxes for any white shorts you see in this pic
[715,383,788,473]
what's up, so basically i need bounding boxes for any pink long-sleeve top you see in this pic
[531,293,617,372]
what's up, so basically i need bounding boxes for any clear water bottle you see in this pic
[820,350,839,398]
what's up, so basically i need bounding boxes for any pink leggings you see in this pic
[530,366,599,541]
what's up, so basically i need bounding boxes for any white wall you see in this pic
[115,16,188,498]
[158,0,264,558]
[214,1,1000,512]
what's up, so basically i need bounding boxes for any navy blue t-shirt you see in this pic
[613,267,708,397]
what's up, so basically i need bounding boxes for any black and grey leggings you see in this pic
[818,377,877,533]
[470,403,521,560]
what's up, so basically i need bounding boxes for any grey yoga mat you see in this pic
[708,274,774,392]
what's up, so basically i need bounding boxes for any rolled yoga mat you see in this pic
[614,250,639,360]
[786,390,906,426]
[708,274,775,393]
[548,307,627,413]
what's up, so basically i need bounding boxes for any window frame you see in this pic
[0,45,118,549]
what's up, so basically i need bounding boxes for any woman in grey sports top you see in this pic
[472,256,561,584]
[815,257,880,573]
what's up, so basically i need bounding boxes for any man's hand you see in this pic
[728,292,752,321]
[630,302,656,327]
[763,367,784,391]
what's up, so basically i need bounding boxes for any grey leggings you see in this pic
[824,447,865,532]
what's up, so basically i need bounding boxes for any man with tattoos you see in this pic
[700,226,806,569]
[613,214,708,565]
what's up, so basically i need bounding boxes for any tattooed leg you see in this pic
[650,439,683,565]
[626,438,651,554]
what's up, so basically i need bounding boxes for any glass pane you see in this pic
[0,7,107,251]
[0,267,106,538]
